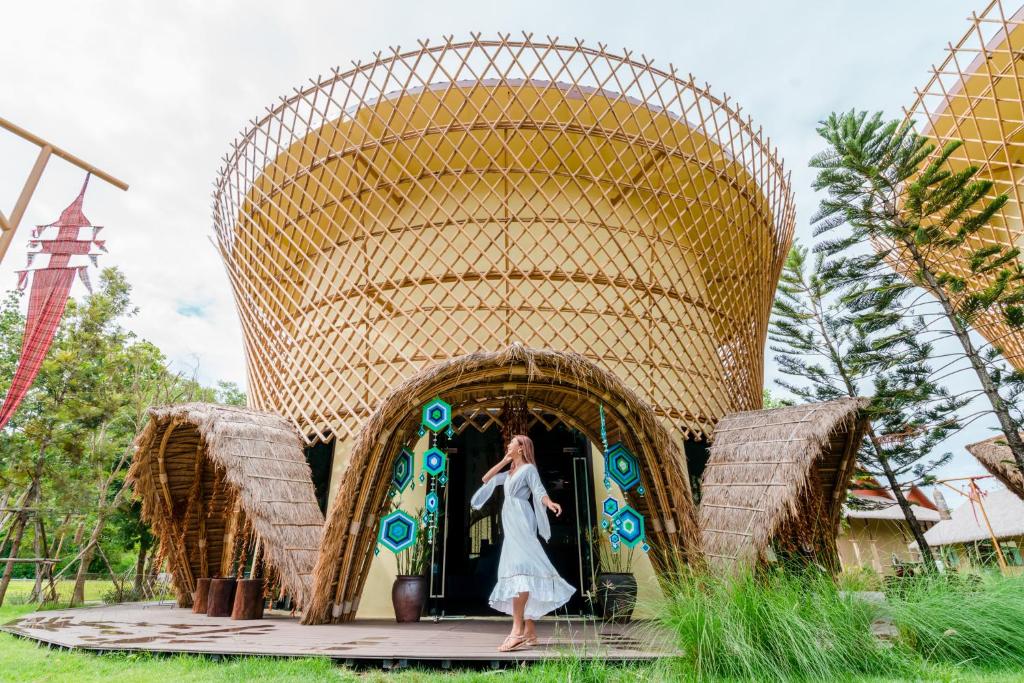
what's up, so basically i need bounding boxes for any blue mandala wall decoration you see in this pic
[391,447,414,494]
[602,497,619,517]
[613,505,645,549]
[421,397,452,433]
[605,442,641,491]
[423,447,447,476]
[425,491,439,513]
[378,509,417,553]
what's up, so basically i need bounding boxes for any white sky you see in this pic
[0,1,1005,501]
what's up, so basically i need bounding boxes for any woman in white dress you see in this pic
[471,434,576,652]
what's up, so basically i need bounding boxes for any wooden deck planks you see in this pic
[2,603,674,663]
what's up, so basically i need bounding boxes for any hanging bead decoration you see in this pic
[417,397,452,547]
[599,403,650,554]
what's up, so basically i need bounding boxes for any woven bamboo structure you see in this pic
[212,33,796,445]
[304,344,700,624]
[698,398,869,571]
[966,435,1024,499]
[127,403,324,608]
[904,1,1024,368]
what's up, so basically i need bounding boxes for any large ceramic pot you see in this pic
[392,575,427,623]
[597,572,637,623]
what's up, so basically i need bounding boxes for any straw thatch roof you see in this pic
[966,435,1024,500]
[127,403,324,608]
[923,488,1024,546]
[304,343,699,624]
[699,398,869,571]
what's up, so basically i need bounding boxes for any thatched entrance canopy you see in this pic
[304,343,700,624]
[966,436,1024,500]
[699,398,869,571]
[127,403,324,608]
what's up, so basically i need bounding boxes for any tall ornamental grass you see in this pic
[886,572,1024,669]
[652,569,905,681]
[651,567,1024,681]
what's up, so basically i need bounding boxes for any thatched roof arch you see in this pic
[127,403,324,608]
[966,435,1024,500]
[304,343,700,624]
[698,398,869,572]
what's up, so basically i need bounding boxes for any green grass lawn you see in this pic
[2,579,1023,682]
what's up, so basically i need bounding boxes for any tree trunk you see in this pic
[0,511,29,607]
[143,548,160,596]
[868,430,936,571]
[910,244,1024,476]
[133,541,148,594]
[28,517,48,602]
[0,454,44,607]
[71,512,107,606]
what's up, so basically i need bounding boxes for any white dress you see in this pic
[470,463,575,619]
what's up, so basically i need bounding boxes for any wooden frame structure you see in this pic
[303,344,700,624]
[904,1,1024,368]
[212,34,796,446]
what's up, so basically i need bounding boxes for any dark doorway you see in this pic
[427,420,596,617]
[304,439,334,515]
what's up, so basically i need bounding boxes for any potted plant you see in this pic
[391,507,430,623]
[589,525,637,623]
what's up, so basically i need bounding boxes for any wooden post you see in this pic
[970,479,1008,572]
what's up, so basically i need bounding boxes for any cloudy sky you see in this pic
[0,2,1003,498]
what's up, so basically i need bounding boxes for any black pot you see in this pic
[597,572,637,623]
[392,575,427,623]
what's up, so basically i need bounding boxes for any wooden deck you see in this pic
[2,602,674,666]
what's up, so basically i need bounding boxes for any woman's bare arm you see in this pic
[482,455,512,483]
[541,496,562,517]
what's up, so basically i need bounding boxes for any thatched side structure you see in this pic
[699,398,869,572]
[127,403,324,608]
[304,343,700,624]
[966,435,1024,500]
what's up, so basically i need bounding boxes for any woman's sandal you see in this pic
[498,634,529,652]
[523,635,539,647]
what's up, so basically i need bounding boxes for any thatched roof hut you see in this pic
[966,436,1024,500]
[699,398,869,571]
[127,403,324,608]
[304,343,699,624]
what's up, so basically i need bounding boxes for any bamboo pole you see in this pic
[0,117,128,191]
[0,117,128,265]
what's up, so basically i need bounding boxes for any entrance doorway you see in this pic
[426,419,596,617]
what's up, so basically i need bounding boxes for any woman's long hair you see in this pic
[511,434,536,466]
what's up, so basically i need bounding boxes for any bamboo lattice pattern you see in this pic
[212,34,796,444]
[905,1,1024,368]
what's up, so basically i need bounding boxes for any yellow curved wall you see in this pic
[218,75,793,444]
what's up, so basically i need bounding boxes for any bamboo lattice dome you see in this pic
[212,34,796,443]
[905,1,1024,368]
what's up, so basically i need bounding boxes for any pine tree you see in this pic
[771,246,965,570]
[811,111,1024,477]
